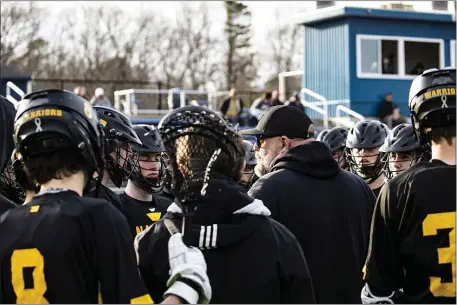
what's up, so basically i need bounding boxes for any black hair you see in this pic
[24,148,89,185]
[426,125,456,146]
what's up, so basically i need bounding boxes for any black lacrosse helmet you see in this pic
[129,125,166,193]
[158,105,245,213]
[408,67,456,145]
[380,123,429,180]
[94,106,141,187]
[345,120,389,184]
[14,89,105,192]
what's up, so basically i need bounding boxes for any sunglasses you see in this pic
[255,133,314,148]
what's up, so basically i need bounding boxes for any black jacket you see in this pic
[0,98,16,215]
[249,141,375,304]
[135,177,315,304]
[220,97,244,116]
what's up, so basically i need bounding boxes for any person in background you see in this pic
[250,91,273,121]
[73,86,89,100]
[376,92,397,129]
[220,88,244,125]
[90,87,113,108]
[284,91,305,112]
[391,105,408,127]
[271,89,283,106]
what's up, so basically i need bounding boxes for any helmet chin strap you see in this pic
[130,173,163,194]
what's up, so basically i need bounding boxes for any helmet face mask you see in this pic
[238,140,257,189]
[381,151,421,179]
[94,106,141,187]
[239,164,256,188]
[379,123,426,180]
[158,106,245,213]
[346,147,384,182]
[106,138,136,187]
[129,151,165,193]
[345,120,388,184]
[128,125,166,193]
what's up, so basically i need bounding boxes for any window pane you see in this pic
[360,39,379,74]
[404,41,440,75]
[381,40,398,74]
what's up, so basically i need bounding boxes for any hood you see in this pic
[165,177,271,250]
[0,98,16,174]
[270,141,340,178]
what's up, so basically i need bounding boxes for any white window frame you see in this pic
[451,40,455,68]
[356,34,445,80]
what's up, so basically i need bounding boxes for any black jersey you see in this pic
[0,190,153,304]
[371,185,383,199]
[0,195,16,216]
[84,183,125,214]
[120,193,172,238]
[364,160,456,303]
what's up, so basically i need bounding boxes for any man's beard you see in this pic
[254,162,270,177]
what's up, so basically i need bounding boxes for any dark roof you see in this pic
[294,5,455,26]
[0,63,32,80]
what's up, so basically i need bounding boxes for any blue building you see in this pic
[295,6,456,117]
[0,63,32,101]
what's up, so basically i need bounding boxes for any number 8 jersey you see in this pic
[0,190,153,304]
[363,159,456,303]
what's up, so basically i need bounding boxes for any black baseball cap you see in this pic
[240,105,315,139]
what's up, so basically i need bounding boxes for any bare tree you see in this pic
[176,3,221,90]
[0,2,46,70]
[224,1,256,89]
[267,8,302,77]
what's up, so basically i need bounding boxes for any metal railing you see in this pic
[300,88,329,128]
[114,88,224,118]
[5,81,26,107]
[336,104,365,121]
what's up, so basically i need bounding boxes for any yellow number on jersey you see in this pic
[11,248,49,304]
[422,212,456,298]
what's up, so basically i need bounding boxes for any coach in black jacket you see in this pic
[242,105,376,304]
[135,105,315,304]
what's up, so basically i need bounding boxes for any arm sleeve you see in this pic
[135,223,169,303]
[248,177,280,219]
[276,223,316,304]
[364,182,403,295]
[92,204,154,304]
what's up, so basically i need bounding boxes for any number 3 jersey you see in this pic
[0,190,153,304]
[364,159,456,303]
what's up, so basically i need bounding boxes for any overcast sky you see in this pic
[34,1,451,85]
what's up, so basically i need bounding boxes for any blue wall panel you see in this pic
[348,18,456,117]
[303,19,350,102]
